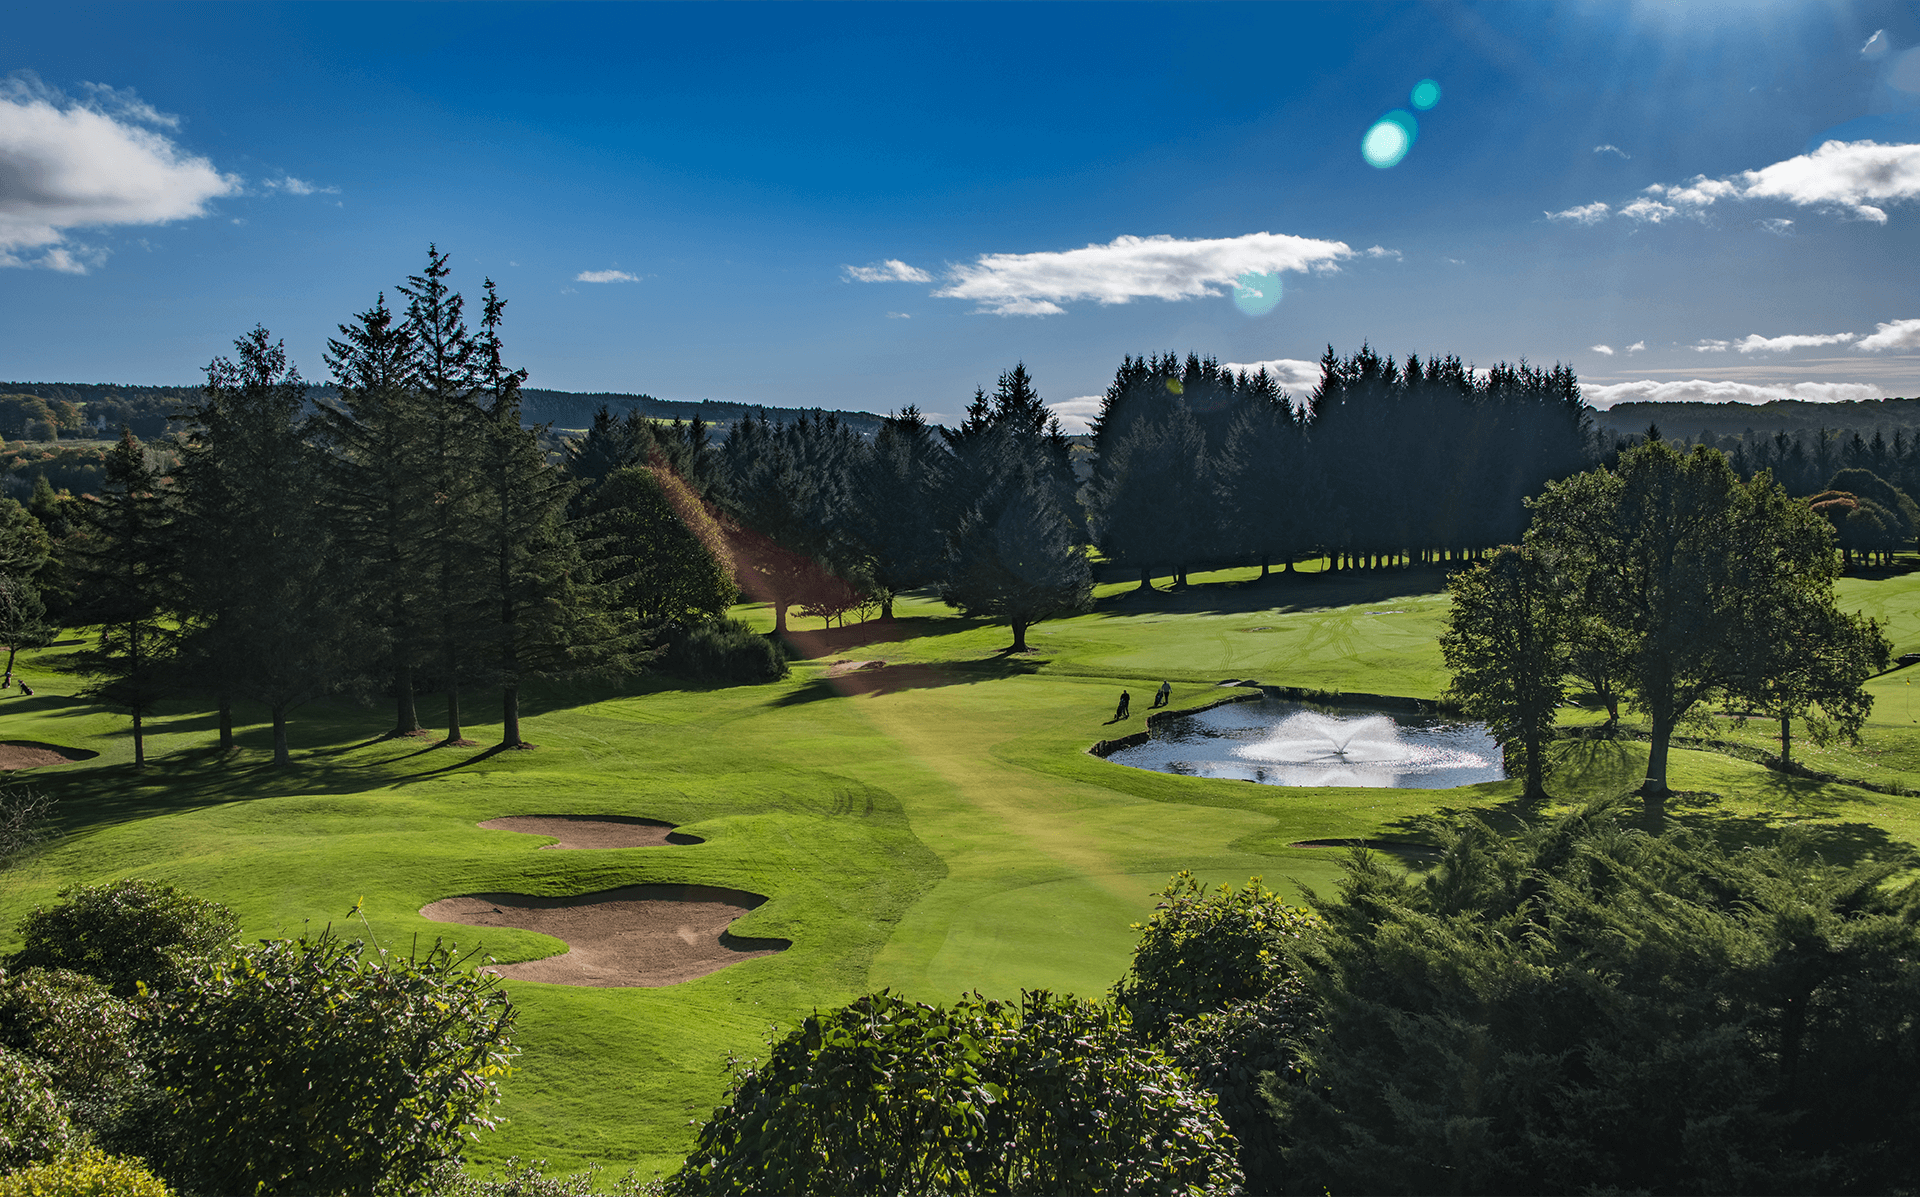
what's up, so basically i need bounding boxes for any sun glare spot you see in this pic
[1410,79,1441,110]
[1362,111,1417,169]
[1232,271,1284,316]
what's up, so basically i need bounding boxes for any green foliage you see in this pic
[0,1147,171,1197]
[586,466,737,628]
[1112,872,1321,1040]
[1167,988,1313,1197]
[142,925,515,1197]
[0,1048,79,1174]
[1440,545,1566,798]
[1274,802,1920,1195]
[0,788,57,873]
[8,880,238,996]
[672,989,1241,1197]
[659,618,787,684]
[422,1156,658,1197]
[0,969,141,1105]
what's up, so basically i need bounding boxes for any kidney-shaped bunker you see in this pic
[421,884,787,987]
[477,814,704,849]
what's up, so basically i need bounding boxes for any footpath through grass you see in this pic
[4,561,1918,1176]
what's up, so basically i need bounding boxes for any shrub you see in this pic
[0,787,57,872]
[422,1156,659,1197]
[0,1048,78,1174]
[143,926,515,1197]
[671,989,1241,1197]
[1167,986,1314,1197]
[1274,801,1920,1195]
[1112,872,1321,1040]
[0,1147,171,1196]
[8,881,238,996]
[660,618,788,683]
[0,968,142,1102]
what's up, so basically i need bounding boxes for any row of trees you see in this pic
[1442,439,1890,804]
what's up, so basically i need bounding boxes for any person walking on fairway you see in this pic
[1114,690,1131,721]
[1153,680,1171,708]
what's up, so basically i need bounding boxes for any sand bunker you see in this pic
[421,884,788,987]
[0,741,98,770]
[477,814,703,849]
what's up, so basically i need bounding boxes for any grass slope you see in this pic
[3,561,1918,1175]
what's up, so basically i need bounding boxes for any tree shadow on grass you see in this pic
[770,656,1046,706]
[1095,564,1453,619]
[774,613,994,662]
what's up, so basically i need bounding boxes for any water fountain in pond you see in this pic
[1106,699,1503,789]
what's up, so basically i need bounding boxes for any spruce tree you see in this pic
[941,447,1091,652]
[848,405,948,619]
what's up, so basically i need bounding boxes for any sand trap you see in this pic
[477,814,703,849]
[0,741,98,770]
[824,658,887,677]
[421,884,789,987]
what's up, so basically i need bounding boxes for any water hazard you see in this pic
[1107,698,1504,789]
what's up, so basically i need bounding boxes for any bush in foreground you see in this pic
[0,1147,171,1196]
[671,989,1241,1196]
[0,1048,78,1174]
[142,926,516,1197]
[6,880,237,996]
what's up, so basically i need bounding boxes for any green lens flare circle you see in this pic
[1233,271,1283,316]
[1411,79,1441,110]
[1362,110,1418,169]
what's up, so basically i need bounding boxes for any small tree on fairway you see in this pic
[941,460,1092,652]
[0,572,51,683]
[1440,544,1566,799]
[1728,598,1888,766]
[1526,441,1846,806]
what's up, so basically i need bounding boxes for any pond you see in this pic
[1106,698,1505,789]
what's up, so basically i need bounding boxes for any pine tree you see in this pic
[941,446,1091,652]
[319,293,432,737]
[69,430,174,769]
[848,406,949,618]
[175,328,361,766]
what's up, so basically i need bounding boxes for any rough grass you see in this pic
[3,559,1918,1176]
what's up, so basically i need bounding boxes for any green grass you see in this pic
[5,562,1920,1176]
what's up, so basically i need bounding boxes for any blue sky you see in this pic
[6,1,1920,429]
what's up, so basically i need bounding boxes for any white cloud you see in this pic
[1691,339,1731,352]
[1855,317,1920,351]
[1221,357,1324,394]
[1619,197,1679,223]
[1733,331,1857,353]
[885,311,910,319]
[1363,244,1402,259]
[1757,217,1794,235]
[1594,144,1631,159]
[0,73,238,272]
[1586,379,1888,409]
[1626,341,1646,353]
[575,269,637,283]
[1047,395,1104,434]
[1591,344,1615,356]
[844,258,932,283]
[933,232,1351,316]
[1863,29,1889,58]
[1546,201,1610,224]
[261,175,338,196]
[1562,139,1920,229]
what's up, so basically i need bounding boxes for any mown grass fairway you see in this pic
[4,562,1919,1177]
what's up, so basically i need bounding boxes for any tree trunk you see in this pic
[218,693,234,752]
[1137,566,1151,592]
[132,709,145,770]
[880,592,895,620]
[1010,619,1029,652]
[1780,712,1792,766]
[502,682,522,748]
[1642,707,1676,806]
[444,681,465,746]
[774,601,789,634]
[271,704,291,768]
[1260,555,1270,580]
[1285,556,1295,573]
[1522,730,1546,801]
[393,662,421,736]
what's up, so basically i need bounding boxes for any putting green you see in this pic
[3,563,1918,1177]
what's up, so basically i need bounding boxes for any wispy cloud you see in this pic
[260,175,338,196]
[575,269,637,283]
[934,232,1351,316]
[1691,339,1731,353]
[1363,244,1402,259]
[1586,379,1888,409]
[1733,331,1857,352]
[844,258,932,283]
[1855,317,1920,351]
[1047,395,1103,434]
[1560,139,1920,229]
[1626,341,1646,353]
[1594,144,1630,159]
[0,72,239,273]
[1546,201,1610,225]
[885,311,910,319]
[1591,344,1616,356]
[1756,217,1794,235]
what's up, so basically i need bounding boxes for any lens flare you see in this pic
[1410,78,1441,110]
[1165,378,1185,395]
[1232,271,1283,316]
[1361,109,1418,169]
